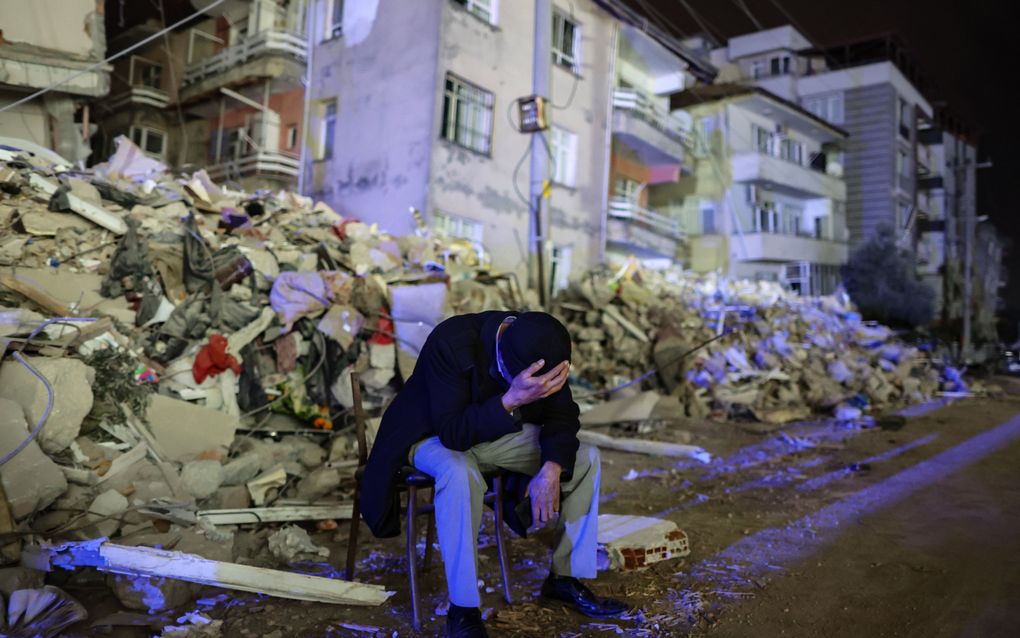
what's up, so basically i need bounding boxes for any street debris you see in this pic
[597,514,691,571]
[0,135,970,634]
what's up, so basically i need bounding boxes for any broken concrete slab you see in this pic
[596,514,690,571]
[0,355,95,454]
[0,399,68,520]
[145,395,237,462]
[296,466,341,502]
[221,452,262,486]
[83,489,130,539]
[0,565,46,598]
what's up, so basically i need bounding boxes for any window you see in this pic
[327,0,343,39]
[803,93,843,124]
[453,0,498,24]
[315,100,337,161]
[898,98,911,138]
[769,54,791,76]
[614,177,640,201]
[140,64,162,89]
[129,125,166,158]
[286,125,298,150]
[780,138,803,165]
[700,203,717,234]
[433,211,484,243]
[897,148,910,178]
[700,115,716,150]
[227,127,248,160]
[814,216,826,239]
[441,74,494,154]
[750,59,765,79]
[549,126,578,187]
[753,124,772,155]
[550,244,572,294]
[552,12,581,73]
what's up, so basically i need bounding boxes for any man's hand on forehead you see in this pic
[501,359,570,413]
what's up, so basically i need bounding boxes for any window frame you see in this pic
[325,0,343,40]
[433,210,485,243]
[140,64,162,90]
[440,73,495,156]
[286,124,298,150]
[314,99,337,161]
[549,125,578,187]
[453,0,499,25]
[128,125,167,159]
[552,10,582,74]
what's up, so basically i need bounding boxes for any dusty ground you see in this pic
[67,379,1020,637]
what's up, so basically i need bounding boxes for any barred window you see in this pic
[441,74,494,155]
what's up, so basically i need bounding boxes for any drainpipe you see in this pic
[599,22,619,266]
[297,0,316,195]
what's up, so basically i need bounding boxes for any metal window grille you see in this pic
[441,75,494,154]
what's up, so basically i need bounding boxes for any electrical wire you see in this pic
[676,0,726,43]
[0,353,54,467]
[731,0,765,30]
[0,0,228,115]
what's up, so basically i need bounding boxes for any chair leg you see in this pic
[423,487,436,572]
[345,484,362,581]
[407,486,422,631]
[492,475,513,604]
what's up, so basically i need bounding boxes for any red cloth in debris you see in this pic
[367,308,394,345]
[192,334,242,384]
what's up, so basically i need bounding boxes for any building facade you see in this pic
[708,27,935,250]
[663,84,849,294]
[305,0,713,283]
[92,0,309,191]
[0,0,110,164]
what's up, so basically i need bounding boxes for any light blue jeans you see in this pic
[410,424,601,607]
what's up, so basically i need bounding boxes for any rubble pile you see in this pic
[556,263,947,424]
[1,137,502,622]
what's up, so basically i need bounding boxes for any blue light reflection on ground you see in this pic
[680,414,1020,598]
[796,433,938,493]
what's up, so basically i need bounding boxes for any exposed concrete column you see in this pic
[43,95,88,164]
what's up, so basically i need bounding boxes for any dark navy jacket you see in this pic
[360,310,580,538]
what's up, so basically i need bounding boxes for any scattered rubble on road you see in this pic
[0,136,973,631]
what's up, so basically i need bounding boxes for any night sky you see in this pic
[632,0,1019,337]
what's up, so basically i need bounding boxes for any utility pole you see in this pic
[528,0,552,309]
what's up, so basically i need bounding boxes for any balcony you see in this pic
[184,29,307,86]
[110,85,170,110]
[737,232,848,265]
[917,174,944,190]
[612,88,688,164]
[606,197,684,258]
[207,150,300,182]
[731,151,846,200]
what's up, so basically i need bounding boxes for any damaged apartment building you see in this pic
[304,0,716,285]
[89,0,310,192]
[0,0,109,164]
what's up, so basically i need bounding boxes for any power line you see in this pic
[0,0,227,115]
[676,0,726,43]
[731,0,765,30]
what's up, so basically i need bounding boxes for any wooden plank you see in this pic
[197,504,353,526]
[0,274,73,316]
[25,539,393,606]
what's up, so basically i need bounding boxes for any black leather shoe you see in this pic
[447,604,488,637]
[541,574,629,618]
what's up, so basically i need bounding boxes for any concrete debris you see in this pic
[0,135,971,625]
[0,356,95,454]
[267,525,330,563]
[596,514,691,571]
[0,399,68,520]
[180,460,226,500]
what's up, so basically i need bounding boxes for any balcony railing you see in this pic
[612,88,688,144]
[110,85,170,110]
[608,197,684,239]
[207,150,300,181]
[184,28,307,85]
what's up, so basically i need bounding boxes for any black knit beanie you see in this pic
[500,312,572,378]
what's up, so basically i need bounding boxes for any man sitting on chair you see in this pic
[361,311,627,637]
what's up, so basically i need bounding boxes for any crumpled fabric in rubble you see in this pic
[270,271,353,330]
[193,334,242,384]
